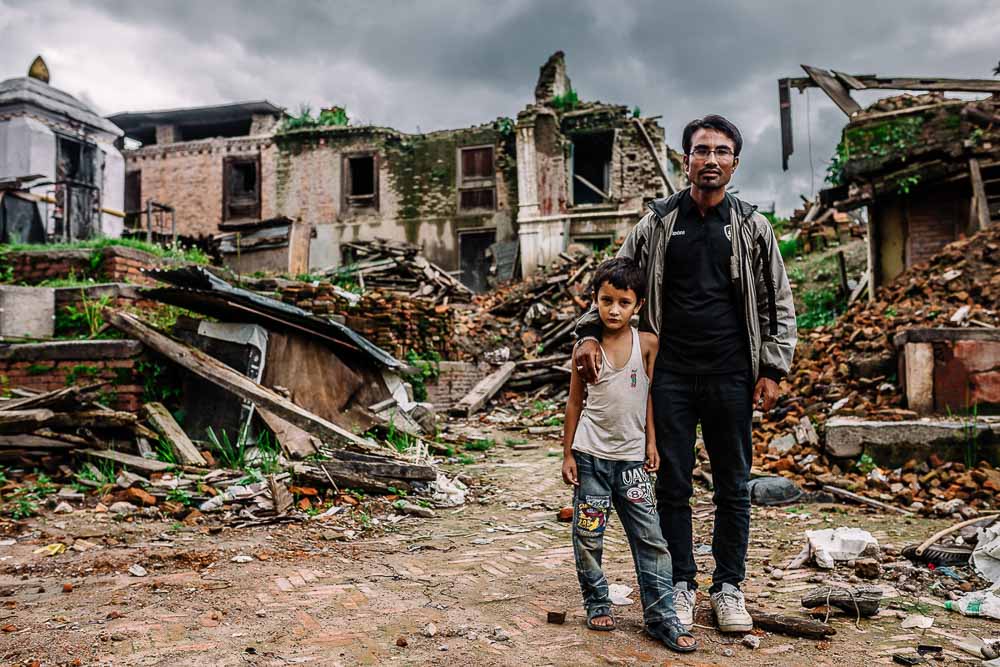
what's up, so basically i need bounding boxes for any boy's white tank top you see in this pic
[572,327,648,461]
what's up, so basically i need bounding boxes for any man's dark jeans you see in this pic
[571,451,679,627]
[651,369,753,593]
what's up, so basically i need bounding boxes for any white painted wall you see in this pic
[98,140,124,238]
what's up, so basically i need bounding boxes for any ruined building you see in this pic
[780,66,1000,292]
[0,57,125,243]
[109,53,675,290]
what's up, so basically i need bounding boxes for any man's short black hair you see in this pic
[590,257,646,301]
[682,115,743,157]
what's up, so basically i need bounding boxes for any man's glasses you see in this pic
[689,146,735,162]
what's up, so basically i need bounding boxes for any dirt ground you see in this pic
[1,428,997,666]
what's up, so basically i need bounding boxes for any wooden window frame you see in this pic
[222,155,261,221]
[457,144,497,214]
[342,152,379,213]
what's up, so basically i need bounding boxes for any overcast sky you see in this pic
[2,0,997,214]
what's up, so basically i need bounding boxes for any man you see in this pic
[572,115,796,633]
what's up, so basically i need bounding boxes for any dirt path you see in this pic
[1,429,997,666]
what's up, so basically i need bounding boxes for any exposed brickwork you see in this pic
[0,342,147,412]
[279,283,455,358]
[424,361,488,408]
[5,245,179,285]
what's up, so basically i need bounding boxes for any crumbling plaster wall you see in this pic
[516,105,667,274]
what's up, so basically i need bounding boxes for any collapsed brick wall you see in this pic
[6,246,177,286]
[279,283,456,359]
[0,341,147,412]
[424,361,487,408]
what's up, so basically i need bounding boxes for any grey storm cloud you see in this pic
[1,0,997,214]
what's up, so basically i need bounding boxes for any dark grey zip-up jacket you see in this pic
[574,188,797,382]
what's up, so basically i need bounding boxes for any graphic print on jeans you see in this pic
[571,452,679,627]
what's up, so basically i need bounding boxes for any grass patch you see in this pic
[0,237,209,265]
[504,437,528,447]
[796,287,843,330]
[464,438,495,452]
[457,454,476,465]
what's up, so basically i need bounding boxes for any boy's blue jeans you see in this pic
[571,451,678,627]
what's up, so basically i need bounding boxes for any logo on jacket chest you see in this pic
[724,224,732,241]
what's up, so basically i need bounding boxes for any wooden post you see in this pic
[836,250,849,298]
[970,158,991,231]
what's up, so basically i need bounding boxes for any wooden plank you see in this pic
[969,158,991,231]
[0,409,55,433]
[258,407,318,459]
[573,174,610,201]
[0,434,76,450]
[631,117,677,194]
[142,402,207,466]
[747,608,836,639]
[452,362,516,416]
[108,311,384,455]
[801,65,862,116]
[836,250,849,297]
[79,448,174,472]
[848,272,869,304]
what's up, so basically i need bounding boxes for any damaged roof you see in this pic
[108,100,284,134]
[142,266,409,372]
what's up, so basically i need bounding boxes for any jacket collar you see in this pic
[647,186,757,223]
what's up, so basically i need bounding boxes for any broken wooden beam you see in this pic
[258,407,319,459]
[142,402,207,466]
[747,608,836,639]
[108,310,384,455]
[822,485,913,516]
[452,361,516,416]
[78,448,174,473]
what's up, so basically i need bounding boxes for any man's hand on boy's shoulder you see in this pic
[562,452,579,486]
[573,338,602,384]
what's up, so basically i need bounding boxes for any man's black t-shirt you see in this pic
[656,192,749,374]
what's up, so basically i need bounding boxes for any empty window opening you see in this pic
[571,235,614,253]
[56,136,97,185]
[571,132,613,205]
[458,145,496,212]
[345,155,377,209]
[224,156,261,220]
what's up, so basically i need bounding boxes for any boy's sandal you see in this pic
[586,605,615,631]
[646,618,698,653]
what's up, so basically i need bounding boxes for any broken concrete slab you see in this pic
[0,285,54,338]
[825,416,1000,465]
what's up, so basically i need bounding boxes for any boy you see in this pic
[562,257,697,653]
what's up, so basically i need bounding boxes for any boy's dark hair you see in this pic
[681,114,743,157]
[590,257,646,301]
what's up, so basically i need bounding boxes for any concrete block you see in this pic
[0,285,54,338]
[825,416,1000,466]
[903,342,934,414]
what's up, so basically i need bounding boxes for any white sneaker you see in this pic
[673,581,696,629]
[711,583,753,633]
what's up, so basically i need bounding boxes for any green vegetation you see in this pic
[55,292,112,339]
[521,399,557,418]
[206,423,251,470]
[464,438,495,452]
[64,364,101,386]
[154,438,178,465]
[796,287,844,330]
[457,453,476,465]
[551,88,580,112]
[504,437,528,447]
[855,453,876,474]
[1,471,57,519]
[404,349,441,402]
[135,359,182,406]
[826,115,925,186]
[0,237,209,265]
[895,174,921,195]
[280,104,349,132]
[253,431,283,475]
[166,487,193,506]
[79,458,117,486]
[26,363,55,376]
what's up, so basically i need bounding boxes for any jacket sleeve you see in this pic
[572,211,655,341]
[752,215,797,381]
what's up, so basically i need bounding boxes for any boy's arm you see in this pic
[640,333,659,472]
[561,364,586,485]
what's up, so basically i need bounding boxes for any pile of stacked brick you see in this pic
[3,245,181,286]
